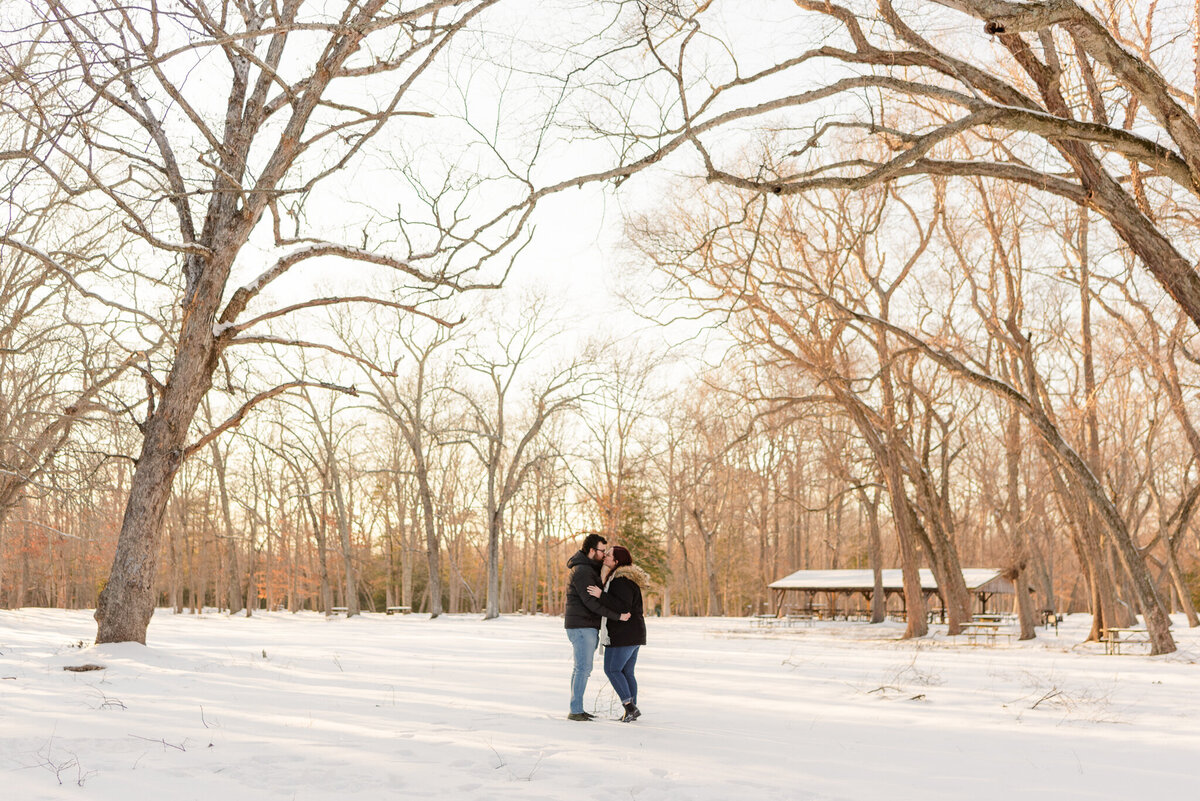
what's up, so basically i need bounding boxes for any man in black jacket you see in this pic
[564,533,627,720]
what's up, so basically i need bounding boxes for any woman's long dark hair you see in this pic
[610,546,633,569]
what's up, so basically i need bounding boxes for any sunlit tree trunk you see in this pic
[1005,405,1037,640]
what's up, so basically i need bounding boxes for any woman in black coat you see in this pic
[587,545,650,721]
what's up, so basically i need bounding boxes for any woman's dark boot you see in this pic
[621,702,641,722]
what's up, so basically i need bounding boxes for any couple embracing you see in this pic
[564,533,650,722]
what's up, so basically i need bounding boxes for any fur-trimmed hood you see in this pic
[607,564,652,589]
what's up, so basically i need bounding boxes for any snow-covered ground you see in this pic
[2,609,1198,800]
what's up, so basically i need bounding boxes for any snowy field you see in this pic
[2,610,1199,801]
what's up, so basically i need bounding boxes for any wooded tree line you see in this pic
[3,0,1200,653]
[4,280,1199,642]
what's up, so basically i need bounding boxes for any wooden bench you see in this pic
[330,606,348,615]
[1103,627,1149,655]
[386,606,412,615]
[752,614,778,627]
[785,613,814,627]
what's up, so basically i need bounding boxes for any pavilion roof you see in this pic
[768,568,1013,594]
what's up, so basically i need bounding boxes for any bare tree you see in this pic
[0,167,154,565]
[0,0,649,641]
[296,389,364,616]
[616,0,1200,328]
[359,318,457,618]
[268,408,336,615]
[451,301,592,619]
[576,344,665,538]
[631,185,965,636]
[680,392,743,618]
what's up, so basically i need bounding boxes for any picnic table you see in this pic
[957,621,1014,646]
[1102,627,1150,655]
[386,606,412,615]
[751,612,815,628]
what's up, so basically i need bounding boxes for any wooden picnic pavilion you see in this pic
[767,568,1015,619]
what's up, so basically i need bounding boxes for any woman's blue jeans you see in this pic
[603,644,640,705]
[566,627,599,714]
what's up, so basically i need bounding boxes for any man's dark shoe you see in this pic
[621,703,641,722]
[567,712,592,721]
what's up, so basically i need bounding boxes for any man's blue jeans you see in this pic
[603,644,639,704]
[566,627,599,714]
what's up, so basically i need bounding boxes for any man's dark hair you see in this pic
[581,533,607,553]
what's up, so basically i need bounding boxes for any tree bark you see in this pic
[414,451,442,617]
[484,466,501,619]
[95,333,219,643]
[1005,406,1037,640]
[859,486,887,624]
[330,464,358,617]
[691,508,725,617]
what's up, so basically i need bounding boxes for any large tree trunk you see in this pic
[844,400,927,636]
[442,518,458,614]
[1043,450,1118,641]
[484,488,501,620]
[873,327,927,637]
[1164,538,1199,627]
[212,442,244,616]
[691,508,724,616]
[301,489,334,615]
[403,498,415,609]
[1107,544,1139,627]
[907,501,970,634]
[225,532,243,615]
[95,377,214,642]
[929,493,972,631]
[168,498,184,615]
[891,482,928,638]
[384,513,396,610]
[904,413,973,633]
[1005,406,1037,640]
[859,486,887,624]
[415,454,442,618]
[331,467,359,617]
[0,507,10,608]
[93,174,233,642]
